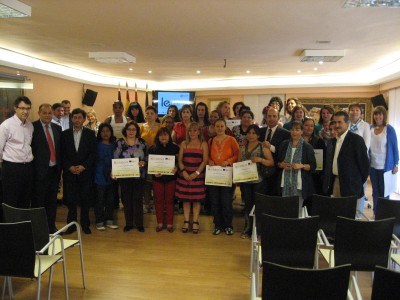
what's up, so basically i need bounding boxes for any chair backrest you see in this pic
[2,203,49,252]
[371,266,400,299]
[375,197,400,238]
[310,194,357,241]
[254,193,299,233]
[262,261,351,300]
[261,213,319,268]
[0,221,35,278]
[334,216,395,271]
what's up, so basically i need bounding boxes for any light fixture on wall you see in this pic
[88,52,136,64]
[343,0,400,8]
[0,0,31,18]
[300,50,345,62]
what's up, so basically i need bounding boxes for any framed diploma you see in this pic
[233,160,259,183]
[225,119,241,130]
[314,149,323,171]
[205,165,233,187]
[148,154,176,175]
[112,158,140,178]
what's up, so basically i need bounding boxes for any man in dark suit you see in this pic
[62,108,96,234]
[31,104,62,233]
[259,108,290,195]
[329,111,369,198]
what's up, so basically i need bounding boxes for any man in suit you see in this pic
[61,99,73,131]
[329,111,369,198]
[31,104,62,233]
[62,108,96,234]
[51,102,64,127]
[259,108,290,195]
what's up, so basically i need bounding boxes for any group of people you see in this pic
[0,95,397,239]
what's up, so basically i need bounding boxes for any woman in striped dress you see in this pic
[176,122,209,233]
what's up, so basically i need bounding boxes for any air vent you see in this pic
[89,52,136,64]
[300,50,345,62]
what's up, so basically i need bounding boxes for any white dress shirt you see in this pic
[332,129,349,176]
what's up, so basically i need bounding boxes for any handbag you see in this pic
[258,143,276,178]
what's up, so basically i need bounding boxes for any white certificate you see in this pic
[112,158,140,178]
[314,149,323,171]
[233,160,259,183]
[205,165,233,187]
[225,119,241,130]
[384,170,398,197]
[148,154,176,175]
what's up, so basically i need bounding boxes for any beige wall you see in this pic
[1,65,400,121]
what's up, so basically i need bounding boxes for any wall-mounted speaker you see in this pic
[371,94,388,110]
[82,89,98,106]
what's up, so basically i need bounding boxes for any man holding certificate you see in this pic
[208,119,240,236]
[113,121,148,233]
[148,127,179,232]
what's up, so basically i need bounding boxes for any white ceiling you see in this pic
[1,0,400,90]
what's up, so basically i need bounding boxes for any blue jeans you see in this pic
[95,184,115,225]
[370,168,385,214]
[208,185,234,229]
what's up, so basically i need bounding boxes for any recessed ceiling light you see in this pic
[297,70,302,73]
[319,61,324,65]
[129,68,133,71]
[314,67,318,71]
[148,70,152,74]
[196,70,201,74]
[246,70,251,74]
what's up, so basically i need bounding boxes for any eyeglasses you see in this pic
[17,107,31,111]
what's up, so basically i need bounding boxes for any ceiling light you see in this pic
[148,70,152,74]
[300,50,345,62]
[88,52,136,64]
[297,70,302,73]
[314,67,318,71]
[246,70,251,74]
[196,70,201,74]
[319,61,324,65]
[343,0,400,8]
[0,0,31,18]
[128,68,133,71]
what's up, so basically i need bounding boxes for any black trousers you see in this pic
[32,166,60,230]
[64,176,91,228]
[2,160,33,208]
[119,178,144,227]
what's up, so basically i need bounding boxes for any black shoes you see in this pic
[82,227,92,234]
[137,226,145,232]
[61,226,76,235]
[124,225,134,232]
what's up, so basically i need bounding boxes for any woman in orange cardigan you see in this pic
[208,118,240,235]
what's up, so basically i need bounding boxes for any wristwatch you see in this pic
[195,170,200,175]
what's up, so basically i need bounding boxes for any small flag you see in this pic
[125,82,130,113]
[118,83,121,101]
[134,83,138,102]
[145,83,149,107]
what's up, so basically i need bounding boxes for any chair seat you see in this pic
[49,238,79,255]
[34,254,62,277]
[391,253,400,266]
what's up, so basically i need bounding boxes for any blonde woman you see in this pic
[85,108,101,135]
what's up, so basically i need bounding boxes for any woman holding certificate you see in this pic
[176,122,208,234]
[277,121,316,213]
[208,119,240,236]
[114,121,148,232]
[239,124,274,239]
[149,127,180,232]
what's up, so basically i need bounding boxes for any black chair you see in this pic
[2,203,86,288]
[371,266,400,299]
[261,213,320,268]
[262,261,351,300]
[375,197,400,237]
[333,216,395,271]
[310,194,358,241]
[0,221,68,300]
[254,193,299,235]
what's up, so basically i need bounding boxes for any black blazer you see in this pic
[277,140,317,200]
[62,127,96,182]
[329,131,369,198]
[31,120,62,180]
[259,126,290,160]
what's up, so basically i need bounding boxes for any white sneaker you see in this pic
[106,224,119,229]
[96,225,106,231]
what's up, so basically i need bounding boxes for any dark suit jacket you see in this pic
[62,127,96,182]
[277,140,317,199]
[329,131,369,198]
[31,120,62,180]
[259,126,291,161]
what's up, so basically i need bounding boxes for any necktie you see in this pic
[266,128,272,142]
[45,125,56,162]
